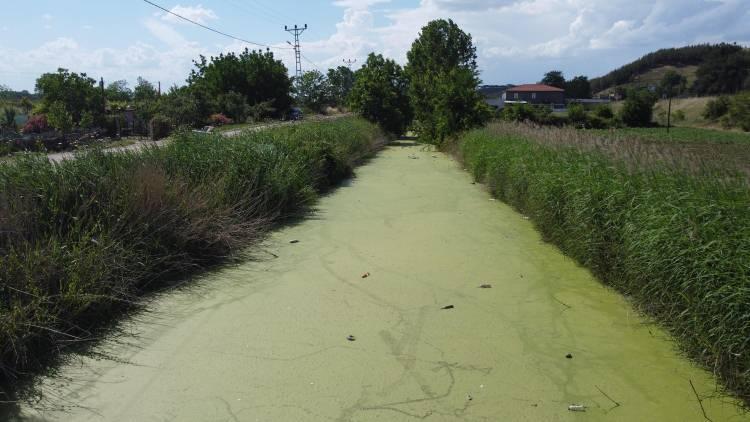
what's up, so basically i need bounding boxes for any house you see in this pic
[503,84,565,107]
[478,84,515,109]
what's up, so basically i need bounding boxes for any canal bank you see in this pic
[19,141,745,421]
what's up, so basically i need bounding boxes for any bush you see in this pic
[673,110,686,122]
[209,113,233,126]
[620,89,657,127]
[149,114,173,140]
[22,114,49,134]
[567,103,586,125]
[594,104,614,119]
[725,91,750,131]
[703,96,731,121]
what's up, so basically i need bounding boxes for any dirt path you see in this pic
[19,142,745,421]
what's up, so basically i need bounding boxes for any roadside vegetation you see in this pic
[0,116,384,391]
[453,121,750,403]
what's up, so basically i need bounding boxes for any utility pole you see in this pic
[285,24,307,79]
[343,59,357,69]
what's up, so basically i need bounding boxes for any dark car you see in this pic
[290,108,303,121]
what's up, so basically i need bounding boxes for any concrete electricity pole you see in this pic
[285,24,307,79]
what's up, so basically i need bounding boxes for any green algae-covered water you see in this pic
[19,142,746,421]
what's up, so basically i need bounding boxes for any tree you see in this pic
[105,80,133,103]
[725,92,750,132]
[349,53,412,135]
[659,70,687,132]
[217,90,248,122]
[158,86,201,127]
[565,76,591,99]
[541,71,566,89]
[19,97,33,115]
[35,68,104,124]
[134,77,159,102]
[47,101,74,132]
[327,66,355,107]
[405,19,488,144]
[294,70,331,113]
[2,108,16,130]
[619,88,657,127]
[693,46,750,95]
[188,48,293,119]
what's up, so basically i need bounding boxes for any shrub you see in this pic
[703,96,731,121]
[567,103,586,125]
[22,114,49,134]
[673,109,686,122]
[725,91,750,131]
[594,104,614,119]
[209,113,233,126]
[619,89,657,127]
[47,101,73,132]
[149,114,172,140]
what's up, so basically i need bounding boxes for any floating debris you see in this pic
[479,284,492,289]
[568,404,586,412]
[441,305,455,310]
[289,239,300,244]
[361,272,371,279]
[347,335,356,342]
[566,354,573,359]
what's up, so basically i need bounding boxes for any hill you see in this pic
[590,43,749,96]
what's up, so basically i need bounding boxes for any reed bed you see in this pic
[454,121,750,403]
[0,117,384,391]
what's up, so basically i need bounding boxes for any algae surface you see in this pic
[20,142,745,421]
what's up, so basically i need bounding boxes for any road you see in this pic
[19,141,745,421]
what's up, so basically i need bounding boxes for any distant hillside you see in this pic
[595,65,699,97]
[591,43,749,96]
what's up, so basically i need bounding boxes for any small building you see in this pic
[503,84,565,106]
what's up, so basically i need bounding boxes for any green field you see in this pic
[594,125,750,144]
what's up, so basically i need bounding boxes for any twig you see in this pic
[689,379,714,422]
[552,296,572,310]
[595,385,621,411]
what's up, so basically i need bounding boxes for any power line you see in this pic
[285,24,307,78]
[142,0,291,51]
[301,52,324,73]
[219,0,285,26]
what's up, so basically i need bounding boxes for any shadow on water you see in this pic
[0,137,392,421]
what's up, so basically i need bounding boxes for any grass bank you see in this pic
[452,121,750,403]
[0,116,384,392]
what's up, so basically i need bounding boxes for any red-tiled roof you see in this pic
[506,84,565,93]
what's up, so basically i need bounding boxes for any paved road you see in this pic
[20,142,744,421]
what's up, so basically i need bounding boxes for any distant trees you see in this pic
[619,89,657,127]
[105,80,133,103]
[2,108,16,130]
[565,76,591,99]
[294,70,331,113]
[659,70,687,131]
[704,93,750,132]
[405,19,489,144]
[541,71,566,89]
[327,66,355,107]
[692,46,750,95]
[188,48,293,120]
[134,77,159,102]
[35,68,104,125]
[348,53,411,135]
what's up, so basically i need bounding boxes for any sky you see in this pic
[1,0,749,91]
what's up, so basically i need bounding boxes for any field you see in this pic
[592,125,750,144]
[0,117,384,391]
[453,121,750,403]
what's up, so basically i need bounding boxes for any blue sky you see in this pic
[1,0,749,91]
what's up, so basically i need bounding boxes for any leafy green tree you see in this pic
[349,53,412,135]
[725,92,750,131]
[693,47,750,95]
[294,70,331,113]
[541,71,566,89]
[19,97,33,115]
[134,77,159,102]
[619,88,657,127]
[35,68,104,124]
[327,66,355,107]
[217,90,248,122]
[594,104,614,119]
[659,70,687,131]
[702,96,730,121]
[565,76,591,99]
[2,108,16,129]
[79,111,95,129]
[158,86,201,127]
[105,80,133,103]
[405,19,488,144]
[47,101,74,132]
[567,103,586,124]
[188,48,293,119]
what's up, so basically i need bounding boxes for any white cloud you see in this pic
[161,4,218,25]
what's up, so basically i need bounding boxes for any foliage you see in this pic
[591,126,750,144]
[35,68,104,124]
[566,103,586,124]
[590,43,743,94]
[0,117,382,391]
[46,101,74,132]
[565,75,591,99]
[22,114,49,134]
[659,70,687,98]
[294,70,331,113]
[79,111,95,129]
[248,100,275,123]
[457,122,750,403]
[209,113,233,125]
[217,90,248,122]
[693,46,750,95]
[2,108,15,129]
[19,97,33,115]
[158,86,201,127]
[188,48,293,119]
[327,66,355,107]
[406,19,489,144]
[105,80,133,103]
[724,91,750,131]
[541,71,566,89]
[149,114,172,140]
[672,109,686,122]
[594,104,614,119]
[349,53,412,135]
[134,77,159,102]
[619,88,658,127]
[703,96,731,121]
[500,103,554,125]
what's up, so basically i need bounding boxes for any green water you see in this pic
[20,142,746,421]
